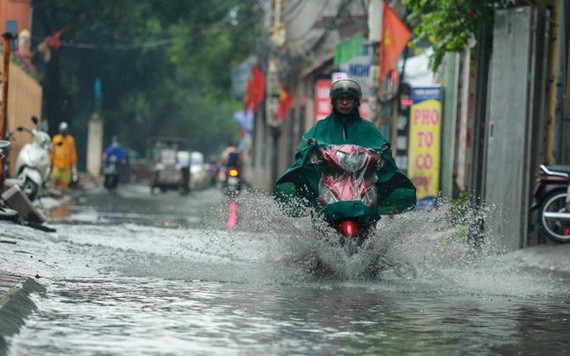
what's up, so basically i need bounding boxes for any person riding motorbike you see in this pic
[102,136,127,190]
[221,141,242,168]
[274,76,416,230]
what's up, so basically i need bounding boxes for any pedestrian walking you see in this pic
[50,122,78,191]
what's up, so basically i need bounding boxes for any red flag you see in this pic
[243,66,266,113]
[46,25,72,50]
[37,25,72,63]
[378,3,411,83]
[277,85,292,121]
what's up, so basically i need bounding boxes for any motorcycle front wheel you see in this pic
[539,190,570,243]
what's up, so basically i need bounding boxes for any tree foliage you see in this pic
[31,0,260,161]
[402,0,514,70]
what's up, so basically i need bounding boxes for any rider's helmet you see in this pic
[58,122,69,134]
[329,78,362,101]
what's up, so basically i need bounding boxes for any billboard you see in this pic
[408,86,443,204]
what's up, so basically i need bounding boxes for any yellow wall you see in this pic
[7,63,43,175]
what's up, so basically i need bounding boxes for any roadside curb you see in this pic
[0,275,46,355]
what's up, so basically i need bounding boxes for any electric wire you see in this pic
[53,38,177,50]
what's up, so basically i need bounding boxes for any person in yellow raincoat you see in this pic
[50,122,77,190]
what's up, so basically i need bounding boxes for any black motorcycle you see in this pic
[531,164,570,243]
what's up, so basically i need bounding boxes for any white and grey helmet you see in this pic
[329,78,362,100]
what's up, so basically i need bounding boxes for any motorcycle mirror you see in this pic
[16,127,25,132]
[31,116,39,125]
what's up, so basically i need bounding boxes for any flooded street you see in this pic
[3,184,570,355]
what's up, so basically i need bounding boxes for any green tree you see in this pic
[31,0,260,163]
[402,0,514,69]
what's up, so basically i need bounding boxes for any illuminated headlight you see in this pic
[228,169,239,177]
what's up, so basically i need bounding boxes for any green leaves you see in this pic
[402,0,501,70]
[32,0,260,158]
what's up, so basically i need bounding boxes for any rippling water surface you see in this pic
[6,185,570,355]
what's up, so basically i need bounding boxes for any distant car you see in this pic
[150,147,182,193]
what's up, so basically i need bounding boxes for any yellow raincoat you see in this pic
[50,134,77,169]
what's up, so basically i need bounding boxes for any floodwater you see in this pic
[4,184,570,355]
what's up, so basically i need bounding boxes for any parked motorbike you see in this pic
[0,139,19,221]
[222,166,242,197]
[531,164,570,243]
[310,142,385,252]
[7,116,51,201]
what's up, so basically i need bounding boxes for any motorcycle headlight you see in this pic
[228,169,239,177]
[337,151,367,172]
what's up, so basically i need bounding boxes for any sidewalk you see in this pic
[0,273,45,355]
[507,243,570,274]
[0,187,74,355]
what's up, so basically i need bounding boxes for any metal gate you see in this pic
[484,7,544,250]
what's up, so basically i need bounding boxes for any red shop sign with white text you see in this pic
[315,79,332,123]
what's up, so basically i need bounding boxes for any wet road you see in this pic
[3,184,570,355]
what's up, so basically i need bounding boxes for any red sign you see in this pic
[315,80,332,123]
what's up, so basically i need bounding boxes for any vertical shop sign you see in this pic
[315,79,332,123]
[408,86,443,204]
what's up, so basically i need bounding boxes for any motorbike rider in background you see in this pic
[221,141,242,168]
[50,121,78,191]
[219,141,242,182]
[274,75,416,223]
[176,150,191,195]
[102,136,127,190]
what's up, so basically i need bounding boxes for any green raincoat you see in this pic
[275,111,416,221]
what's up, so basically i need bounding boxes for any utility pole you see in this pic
[0,33,14,191]
[267,0,285,129]
[87,78,104,180]
[267,0,285,189]
[368,0,383,124]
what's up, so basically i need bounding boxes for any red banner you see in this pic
[243,66,266,113]
[379,3,411,83]
[314,79,332,123]
[277,85,292,121]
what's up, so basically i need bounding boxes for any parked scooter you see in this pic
[0,139,19,221]
[531,164,570,243]
[7,116,51,201]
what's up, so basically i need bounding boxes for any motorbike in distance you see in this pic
[222,165,241,230]
[222,165,242,197]
[531,164,570,243]
[6,116,51,201]
[102,140,127,193]
[103,155,120,191]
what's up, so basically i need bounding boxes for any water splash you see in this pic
[51,189,565,298]
[192,192,562,297]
